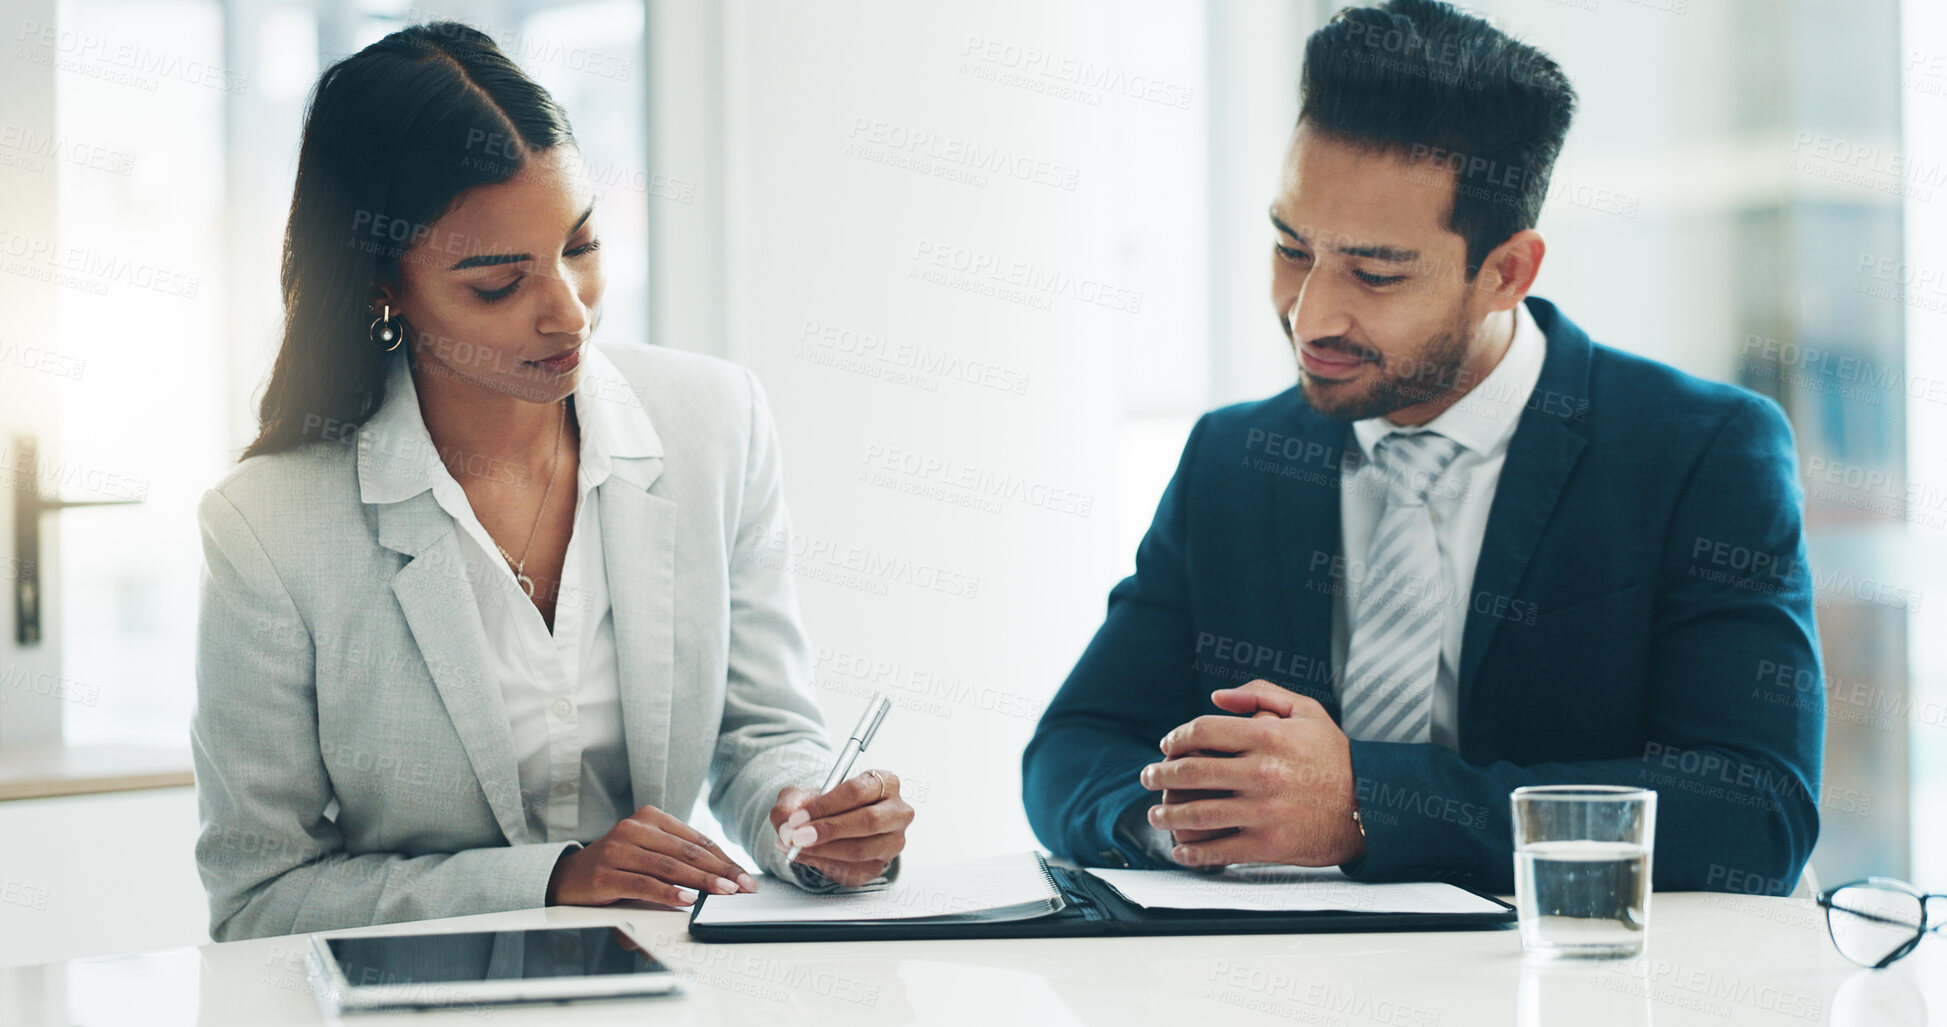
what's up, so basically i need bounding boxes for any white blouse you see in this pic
[355,346,869,891]
[359,347,661,845]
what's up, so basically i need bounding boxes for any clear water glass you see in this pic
[1511,785,1656,959]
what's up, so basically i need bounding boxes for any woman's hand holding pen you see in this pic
[546,804,761,908]
[770,770,914,886]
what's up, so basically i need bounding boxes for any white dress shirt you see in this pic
[1330,301,1547,752]
[359,346,660,845]
[1117,303,1548,861]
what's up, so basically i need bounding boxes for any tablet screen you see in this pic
[325,926,671,986]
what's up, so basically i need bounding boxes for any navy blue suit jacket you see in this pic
[1022,296,1824,895]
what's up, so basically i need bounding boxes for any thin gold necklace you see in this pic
[494,399,567,599]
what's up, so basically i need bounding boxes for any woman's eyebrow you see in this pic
[447,200,596,271]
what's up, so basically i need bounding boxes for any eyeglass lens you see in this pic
[1827,883,1925,968]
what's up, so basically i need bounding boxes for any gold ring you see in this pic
[866,769,887,802]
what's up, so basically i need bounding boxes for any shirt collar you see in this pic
[357,343,662,506]
[1350,299,1547,461]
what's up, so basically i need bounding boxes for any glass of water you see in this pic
[1511,785,1656,959]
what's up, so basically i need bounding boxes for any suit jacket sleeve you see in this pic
[1342,395,1825,895]
[708,367,897,891]
[191,488,582,942]
[1022,415,1211,868]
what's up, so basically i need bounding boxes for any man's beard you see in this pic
[1295,310,1474,423]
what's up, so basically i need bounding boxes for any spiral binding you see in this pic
[1032,852,1069,914]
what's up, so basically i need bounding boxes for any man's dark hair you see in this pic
[1299,0,1577,277]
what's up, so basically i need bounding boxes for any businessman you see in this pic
[1022,0,1823,895]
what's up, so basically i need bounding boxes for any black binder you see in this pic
[687,863,1516,943]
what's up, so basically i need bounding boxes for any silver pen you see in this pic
[783,691,893,863]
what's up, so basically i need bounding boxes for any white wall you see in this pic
[658,0,1246,863]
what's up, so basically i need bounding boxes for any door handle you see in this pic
[10,435,143,646]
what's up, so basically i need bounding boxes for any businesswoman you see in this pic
[191,21,911,942]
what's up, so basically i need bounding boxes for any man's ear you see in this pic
[1475,229,1545,312]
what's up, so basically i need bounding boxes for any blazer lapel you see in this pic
[373,493,531,845]
[599,453,676,815]
[1273,405,1349,717]
[1457,297,1595,715]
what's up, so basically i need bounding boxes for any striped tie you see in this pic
[1338,430,1465,743]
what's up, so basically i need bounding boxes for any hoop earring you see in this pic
[370,303,405,352]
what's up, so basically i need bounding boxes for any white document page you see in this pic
[1084,864,1505,915]
[691,852,1062,925]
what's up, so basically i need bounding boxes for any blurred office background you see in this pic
[1,0,1940,965]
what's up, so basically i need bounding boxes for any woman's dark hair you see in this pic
[242,20,576,460]
[1299,0,1577,278]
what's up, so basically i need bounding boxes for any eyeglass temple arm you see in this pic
[1828,907,1920,930]
[1820,893,1946,933]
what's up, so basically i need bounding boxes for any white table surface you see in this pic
[1,890,1939,1026]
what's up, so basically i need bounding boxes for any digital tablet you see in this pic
[304,923,680,1014]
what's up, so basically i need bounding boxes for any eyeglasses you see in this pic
[1816,877,1946,969]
